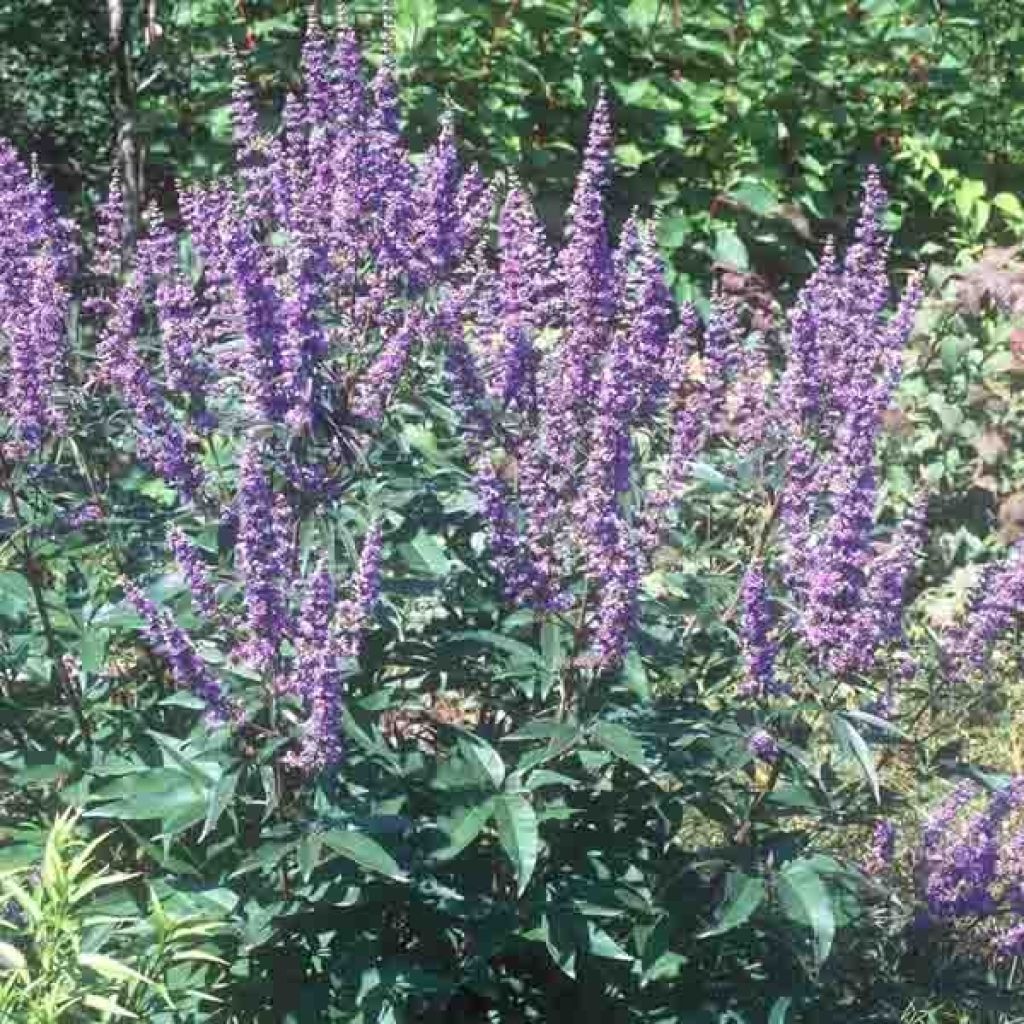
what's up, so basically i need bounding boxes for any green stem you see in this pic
[0,445,91,748]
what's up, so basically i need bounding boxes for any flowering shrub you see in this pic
[4,15,1024,1023]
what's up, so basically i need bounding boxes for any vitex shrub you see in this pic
[2,14,1024,1024]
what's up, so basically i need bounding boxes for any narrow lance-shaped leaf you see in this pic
[494,792,539,896]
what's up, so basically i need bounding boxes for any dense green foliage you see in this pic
[7,6,1024,1024]
[6,1,1024,285]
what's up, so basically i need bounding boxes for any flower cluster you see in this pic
[432,96,927,680]
[0,16,954,781]
[912,780,1024,957]
[83,14,489,502]
[942,544,1024,680]
[0,141,74,445]
[863,820,896,876]
[126,582,233,723]
[748,728,780,765]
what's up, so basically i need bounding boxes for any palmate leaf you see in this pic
[542,905,634,980]
[590,720,649,773]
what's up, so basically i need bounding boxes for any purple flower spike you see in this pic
[455,165,493,260]
[168,527,219,619]
[612,213,641,304]
[622,225,674,418]
[84,169,124,323]
[947,544,1024,679]
[578,334,636,578]
[331,19,367,132]
[637,305,705,555]
[702,301,743,436]
[235,441,292,668]
[289,525,383,776]
[280,235,327,433]
[441,296,492,444]
[365,60,414,280]
[223,221,286,422]
[844,493,929,669]
[514,437,572,613]
[922,779,1024,919]
[589,543,641,670]
[863,820,896,876]
[230,54,273,215]
[922,781,978,854]
[414,117,463,285]
[739,563,781,698]
[337,522,384,655]
[300,17,332,141]
[127,582,232,721]
[0,140,73,445]
[996,923,1024,958]
[498,185,555,334]
[779,237,838,431]
[289,631,347,775]
[151,252,214,426]
[352,311,421,421]
[179,183,233,293]
[99,270,206,498]
[545,90,616,469]
[474,457,537,605]
[290,561,336,700]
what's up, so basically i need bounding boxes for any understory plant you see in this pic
[0,811,232,1022]
[4,13,1024,1024]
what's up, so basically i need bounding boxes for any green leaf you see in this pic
[0,572,32,617]
[833,714,880,804]
[297,833,323,882]
[79,952,155,988]
[689,461,732,492]
[713,226,749,270]
[432,798,495,862]
[321,830,408,882]
[446,630,544,667]
[539,619,566,701]
[624,0,662,30]
[493,793,539,897]
[585,922,633,962]
[544,907,585,979]
[0,941,26,970]
[993,191,1024,219]
[456,734,506,790]
[699,872,765,937]
[591,721,649,773]
[778,860,836,966]
[394,0,438,51]
[657,214,690,249]
[87,775,207,834]
[402,531,452,577]
[769,996,794,1024]
[200,770,239,841]
[954,177,986,219]
[728,181,780,217]
[82,995,139,1020]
